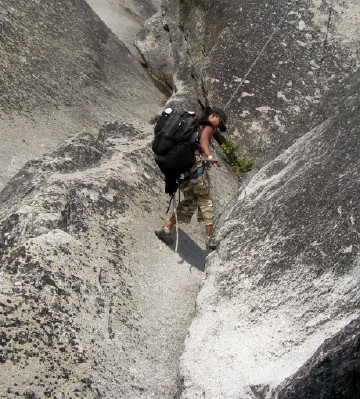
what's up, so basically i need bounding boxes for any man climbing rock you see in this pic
[155,107,227,250]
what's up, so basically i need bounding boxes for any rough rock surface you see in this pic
[0,0,240,397]
[85,0,160,57]
[135,0,199,110]
[1,0,359,397]
[0,120,237,398]
[135,11,175,89]
[178,75,359,397]
[0,0,163,191]
[136,4,360,393]
[273,316,360,399]
[136,0,359,161]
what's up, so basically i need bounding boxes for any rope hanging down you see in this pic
[208,2,294,246]
[224,1,293,111]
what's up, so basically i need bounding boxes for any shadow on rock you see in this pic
[171,228,208,272]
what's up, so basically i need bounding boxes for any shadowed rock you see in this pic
[272,317,360,399]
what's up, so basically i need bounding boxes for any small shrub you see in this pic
[221,138,234,156]
[221,138,255,175]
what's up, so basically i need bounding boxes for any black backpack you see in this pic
[153,109,199,195]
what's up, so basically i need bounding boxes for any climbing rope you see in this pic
[208,145,240,245]
[165,2,294,251]
[224,1,293,111]
[173,194,179,253]
[209,1,294,245]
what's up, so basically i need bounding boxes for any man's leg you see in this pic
[155,182,197,245]
[165,214,176,230]
[194,175,216,249]
[205,224,212,237]
[199,208,213,238]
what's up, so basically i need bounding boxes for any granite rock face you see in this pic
[135,0,199,109]
[1,0,119,113]
[137,6,360,393]
[135,11,176,89]
[0,126,146,398]
[178,75,359,398]
[0,0,163,191]
[273,317,360,399]
[0,0,210,397]
[0,120,222,398]
[1,0,360,397]
[136,0,359,161]
[85,0,159,56]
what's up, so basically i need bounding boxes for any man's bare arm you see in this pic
[199,126,222,167]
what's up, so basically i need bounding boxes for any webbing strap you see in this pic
[180,166,205,183]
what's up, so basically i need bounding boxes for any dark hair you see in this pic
[201,106,213,120]
[197,107,214,128]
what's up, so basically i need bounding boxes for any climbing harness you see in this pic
[165,165,205,213]
[186,166,205,180]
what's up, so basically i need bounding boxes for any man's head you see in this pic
[209,107,227,132]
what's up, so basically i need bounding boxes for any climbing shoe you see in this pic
[155,227,174,246]
[206,236,217,251]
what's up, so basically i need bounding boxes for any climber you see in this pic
[155,106,227,250]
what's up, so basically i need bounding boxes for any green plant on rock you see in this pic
[221,138,255,175]
[221,138,235,155]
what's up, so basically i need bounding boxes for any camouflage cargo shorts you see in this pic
[176,154,214,226]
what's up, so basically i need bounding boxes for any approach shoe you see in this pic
[206,236,217,251]
[155,227,174,246]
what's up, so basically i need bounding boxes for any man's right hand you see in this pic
[210,158,222,167]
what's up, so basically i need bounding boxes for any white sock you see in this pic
[164,226,171,233]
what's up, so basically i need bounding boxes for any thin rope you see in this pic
[207,1,294,246]
[224,1,293,111]
[317,0,333,79]
[209,192,238,242]
[174,195,179,253]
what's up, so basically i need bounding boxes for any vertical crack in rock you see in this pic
[58,203,71,232]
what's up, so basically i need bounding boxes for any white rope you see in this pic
[206,2,294,246]
[224,1,293,111]
[174,194,179,253]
